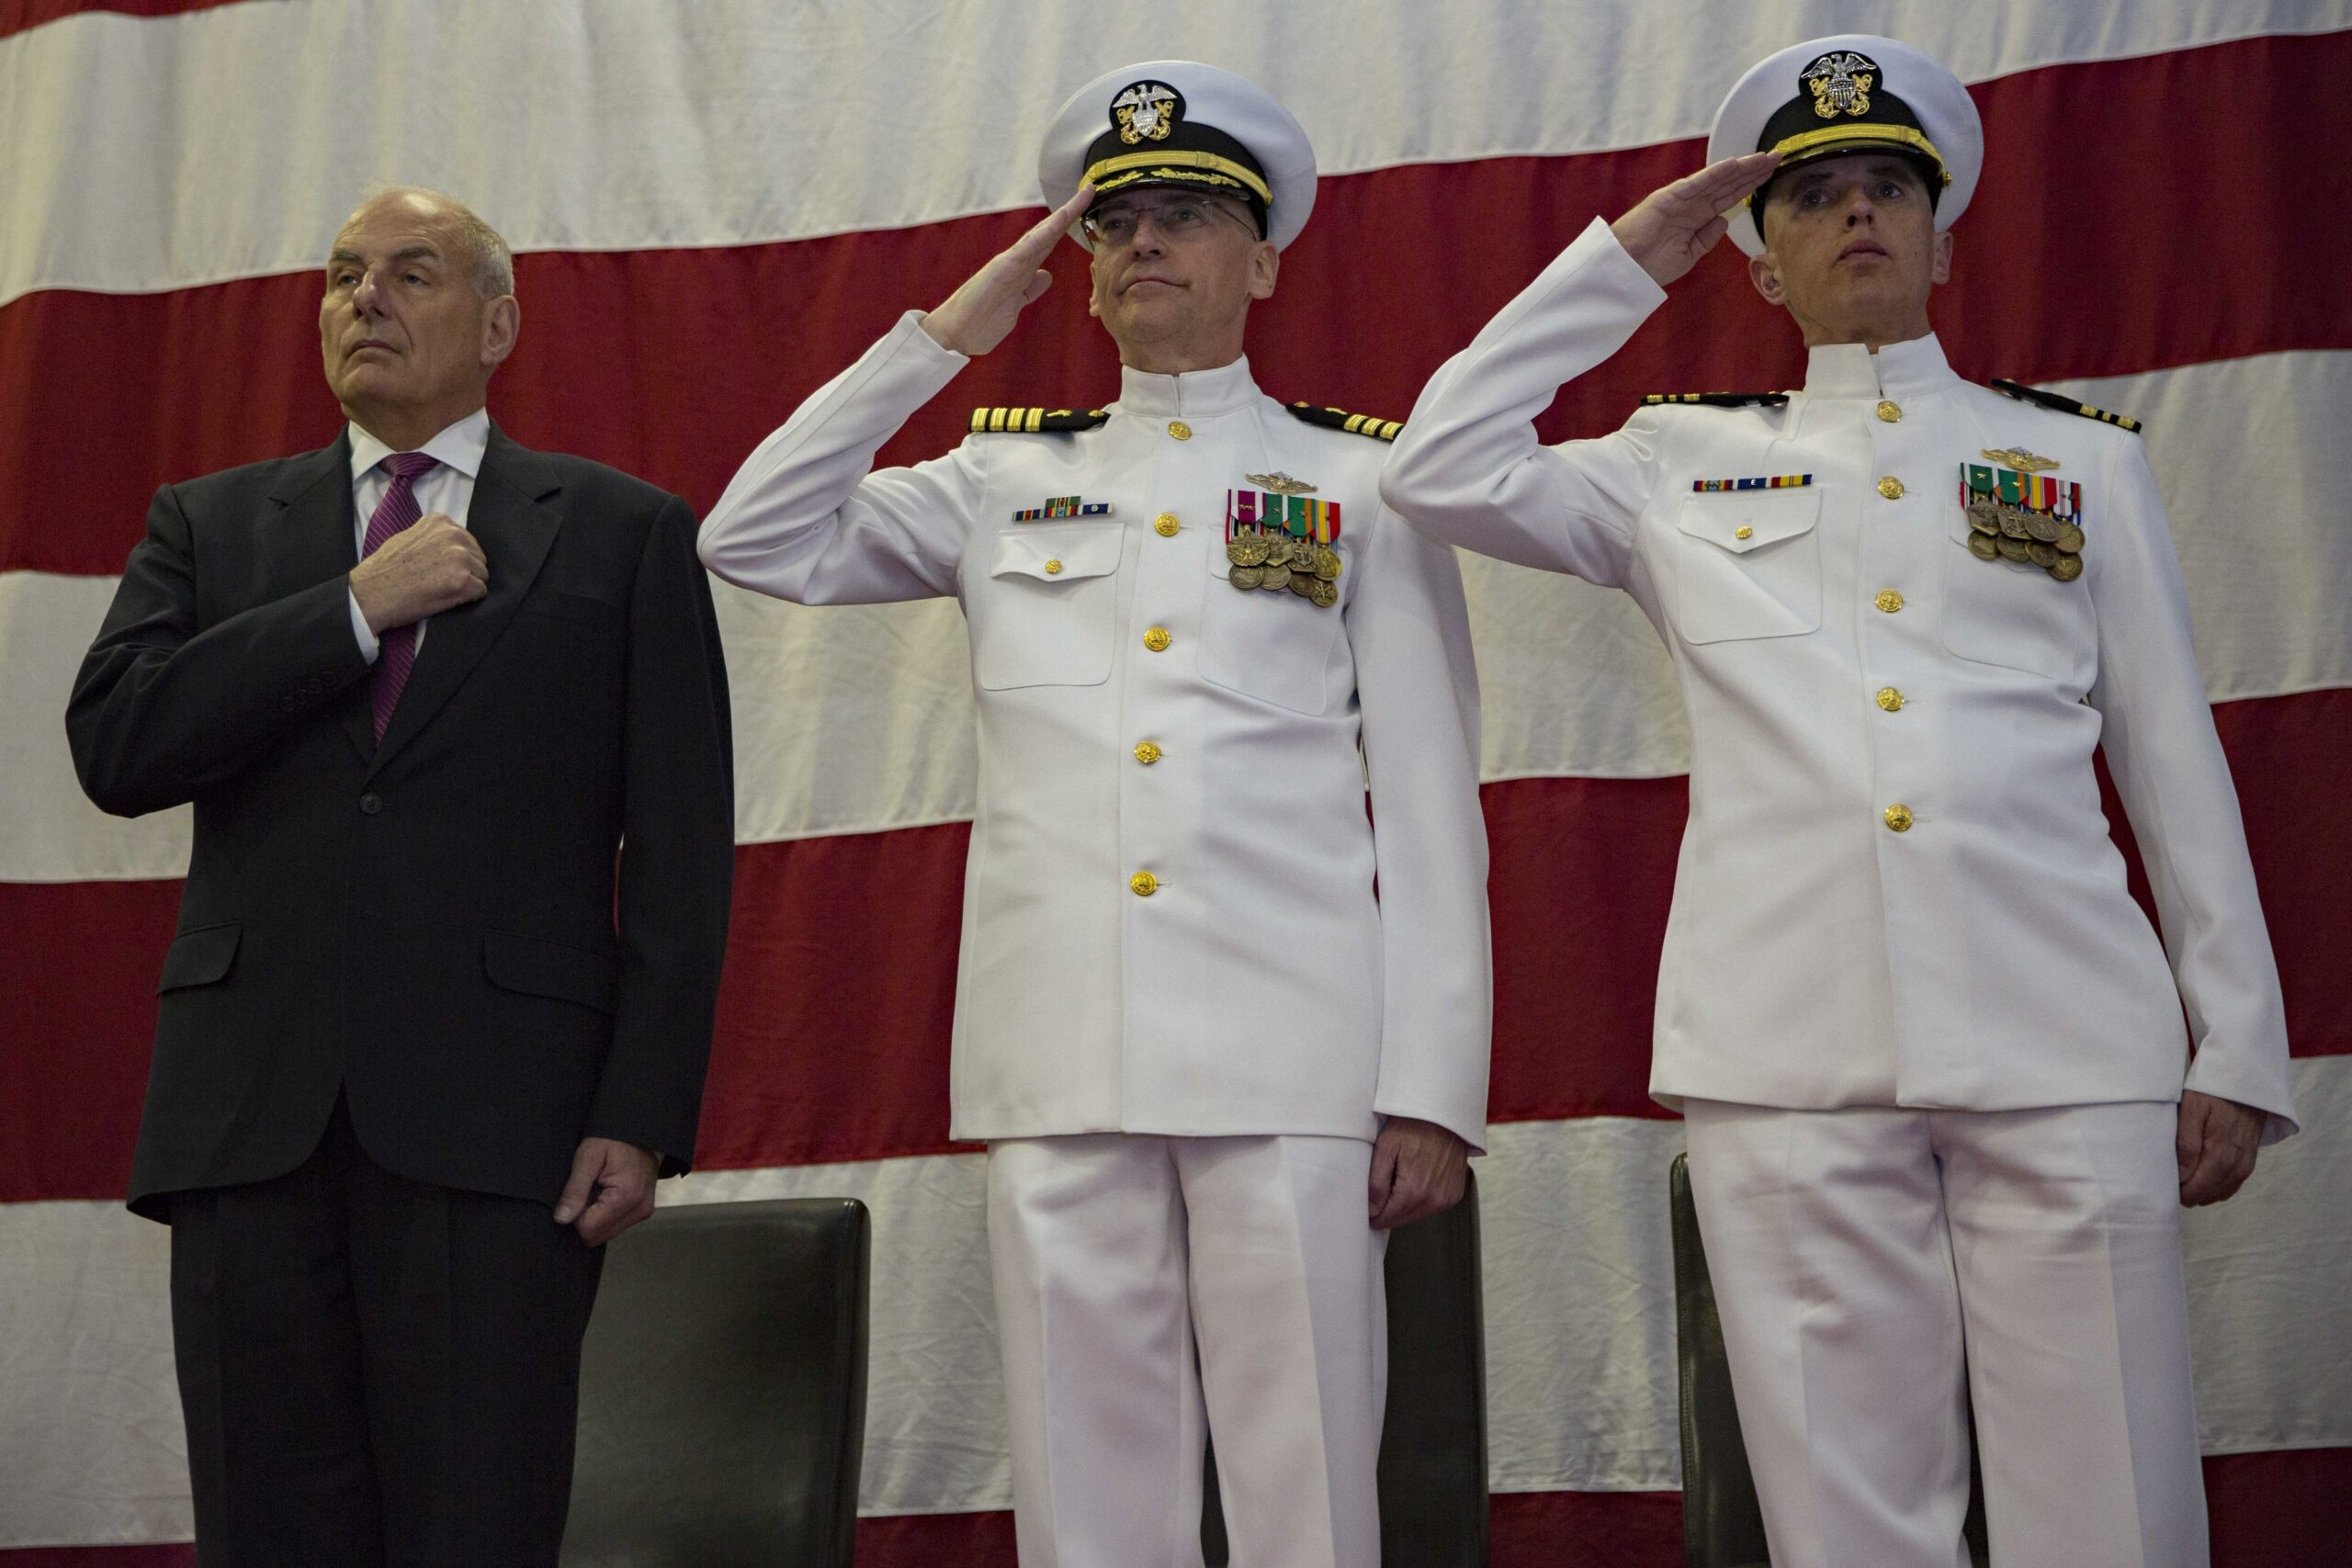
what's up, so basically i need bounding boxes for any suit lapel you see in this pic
[367,425,563,774]
[260,435,380,764]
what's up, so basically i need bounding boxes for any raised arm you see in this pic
[698,188,1095,605]
[1380,154,1778,583]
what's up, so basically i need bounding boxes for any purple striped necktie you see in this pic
[360,451,440,742]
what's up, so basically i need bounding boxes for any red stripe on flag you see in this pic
[6,689,2346,1201]
[0,0,243,43]
[4,33,2348,578]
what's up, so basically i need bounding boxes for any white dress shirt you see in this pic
[345,409,491,660]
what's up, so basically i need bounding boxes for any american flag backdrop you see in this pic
[2,2,2348,1562]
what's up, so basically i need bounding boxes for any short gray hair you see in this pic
[357,186,514,299]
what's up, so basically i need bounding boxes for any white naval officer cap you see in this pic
[1708,35,1984,256]
[1038,60,1318,251]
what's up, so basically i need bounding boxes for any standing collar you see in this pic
[1801,332,1962,402]
[346,407,492,484]
[1113,355,1260,420]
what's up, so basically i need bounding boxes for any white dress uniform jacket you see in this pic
[1383,220,2295,1140]
[702,311,1491,1149]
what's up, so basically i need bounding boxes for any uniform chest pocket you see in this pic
[1667,490,1823,644]
[1939,510,2096,683]
[971,526,1124,691]
[1196,547,1346,716]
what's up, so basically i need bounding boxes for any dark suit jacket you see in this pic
[67,423,735,1221]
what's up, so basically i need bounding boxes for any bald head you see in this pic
[321,187,520,451]
[346,187,515,299]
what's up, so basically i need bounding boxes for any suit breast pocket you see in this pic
[1939,509,2095,682]
[970,526,1124,691]
[1666,491,1823,645]
[519,590,625,636]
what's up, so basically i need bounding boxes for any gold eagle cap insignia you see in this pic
[1981,447,2060,473]
[1803,51,1876,119]
[1111,82,1181,145]
[1244,470,1319,495]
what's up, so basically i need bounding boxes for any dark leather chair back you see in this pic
[1671,1152,1986,1567]
[1204,1168,1488,1566]
[563,1197,871,1568]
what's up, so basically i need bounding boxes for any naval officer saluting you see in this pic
[1381,34,2295,1568]
[699,61,1489,1568]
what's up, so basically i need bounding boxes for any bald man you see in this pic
[67,187,735,1564]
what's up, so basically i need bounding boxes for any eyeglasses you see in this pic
[1080,194,1254,246]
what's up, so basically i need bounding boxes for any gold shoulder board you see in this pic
[968,407,1111,434]
[1990,379,2142,433]
[1285,402,1403,441]
[1641,391,1792,409]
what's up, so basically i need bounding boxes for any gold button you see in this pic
[1168,421,1192,441]
[1154,512,1181,537]
[1130,871,1159,897]
[1878,476,1905,501]
[1876,400,1902,423]
[1734,525,1754,541]
[1134,740,1162,764]
[1875,590,1905,614]
[1884,804,1915,832]
[1044,558,1063,575]
[1876,686,1905,712]
[1143,626,1171,652]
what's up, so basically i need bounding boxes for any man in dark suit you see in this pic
[64,186,735,1565]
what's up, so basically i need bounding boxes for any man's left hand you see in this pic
[2177,1090,2263,1207]
[1368,1117,1471,1231]
[553,1136,661,1245]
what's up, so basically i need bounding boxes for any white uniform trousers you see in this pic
[987,1133,1388,1568]
[1682,1100,2206,1568]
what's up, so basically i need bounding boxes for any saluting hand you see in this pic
[1610,151,1782,286]
[920,185,1096,357]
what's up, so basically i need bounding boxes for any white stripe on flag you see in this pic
[3,1,2346,306]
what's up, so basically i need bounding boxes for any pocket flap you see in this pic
[989,526,1123,583]
[157,924,240,993]
[1674,490,1820,554]
[482,931,618,1014]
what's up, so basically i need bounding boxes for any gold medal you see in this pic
[1260,562,1292,592]
[1313,547,1341,581]
[1287,570,1316,599]
[2055,524,2085,554]
[2023,511,2061,544]
[1966,499,2002,536]
[1996,536,2032,564]
[1997,508,2032,540]
[1230,530,1272,568]
[2026,540,2060,569]
[1228,564,1265,590]
[1309,578,1340,608]
[2050,553,2084,582]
